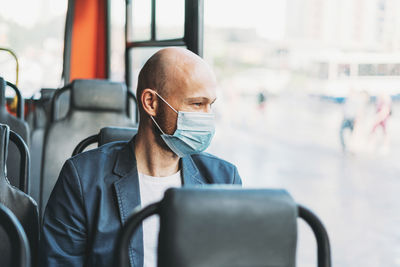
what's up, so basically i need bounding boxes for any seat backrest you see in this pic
[40,79,137,217]
[0,203,31,267]
[72,126,138,156]
[117,187,331,267]
[0,124,39,267]
[0,77,30,189]
[98,126,138,146]
[27,88,68,203]
[158,188,298,267]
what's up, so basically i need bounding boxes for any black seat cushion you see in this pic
[158,187,298,267]
[0,124,39,267]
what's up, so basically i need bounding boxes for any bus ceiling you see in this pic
[62,0,204,89]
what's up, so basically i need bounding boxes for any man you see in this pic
[39,47,242,267]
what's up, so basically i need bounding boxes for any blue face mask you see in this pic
[150,92,215,157]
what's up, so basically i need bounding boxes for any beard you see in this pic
[152,104,178,153]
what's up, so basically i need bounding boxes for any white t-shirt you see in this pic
[138,171,182,267]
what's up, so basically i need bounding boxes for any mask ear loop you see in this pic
[154,91,179,114]
[150,116,167,135]
[150,90,178,135]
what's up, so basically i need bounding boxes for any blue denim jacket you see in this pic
[40,137,242,267]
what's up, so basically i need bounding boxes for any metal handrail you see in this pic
[71,134,99,157]
[0,203,31,267]
[298,205,332,267]
[0,48,19,86]
[9,130,30,194]
[116,203,160,267]
[6,81,24,119]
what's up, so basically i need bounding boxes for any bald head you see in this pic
[136,47,217,113]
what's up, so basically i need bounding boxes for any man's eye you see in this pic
[192,103,202,106]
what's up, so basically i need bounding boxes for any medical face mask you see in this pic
[150,92,215,157]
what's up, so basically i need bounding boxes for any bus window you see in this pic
[129,0,152,41]
[124,0,203,89]
[128,47,164,90]
[0,0,67,96]
[359,64,376,76]
[156,0,185,39]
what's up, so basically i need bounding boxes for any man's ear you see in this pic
[141,88,158,116]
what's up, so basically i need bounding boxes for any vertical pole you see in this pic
[125,0,132,88]
[105,0,111,79]
[151,0,156,41]
[184,0,204,57]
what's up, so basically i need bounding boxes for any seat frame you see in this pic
[0,203,31,267]
[116,190,331,267]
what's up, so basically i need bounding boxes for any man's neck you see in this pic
[134,126,180,177]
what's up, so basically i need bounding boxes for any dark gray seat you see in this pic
[40,79,137,217]
[26,88,68,204]
[0,77,30,191]
[0,203,31,267]
[0,124,39,267]
[116,187,331,267]
[72,126,138,156]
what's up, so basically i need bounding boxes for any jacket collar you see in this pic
[113,136,207,185]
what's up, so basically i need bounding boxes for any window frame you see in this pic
[124,0,204,89]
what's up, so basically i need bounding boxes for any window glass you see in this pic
[0,0,67,96]
[359,64,377,76]
[338,64,350,77]
[129,0,152,41]
[110,0,126,82]
[156,0,185,39]
[129,47,164,90]
[203,2,400,266]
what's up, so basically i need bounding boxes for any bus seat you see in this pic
[72,126,138,156]
[116,187,331,267]
[0,124,39,267]
[40,79,137,218]
[0,203,31,267]
[0,77,30,190]
[27,88,68,204]
[98,126,138,147]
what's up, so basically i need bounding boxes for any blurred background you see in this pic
[1,0,400,266]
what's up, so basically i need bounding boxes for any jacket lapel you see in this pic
[181,156,207,185]
[113,137,143,267]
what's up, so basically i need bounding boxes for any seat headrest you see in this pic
[70,79,127,112]
[98,127,138,146]
[0,124,9,175]
[158,187,298,267]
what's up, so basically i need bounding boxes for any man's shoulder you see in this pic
[190,152,236,169]
[190,152,241,185]
[69,141,127,165]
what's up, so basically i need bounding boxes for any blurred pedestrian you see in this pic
[340,89,369,152]
[369,93,392,154]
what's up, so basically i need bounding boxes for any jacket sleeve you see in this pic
[233,165,242,185]
[39,159,87,267]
